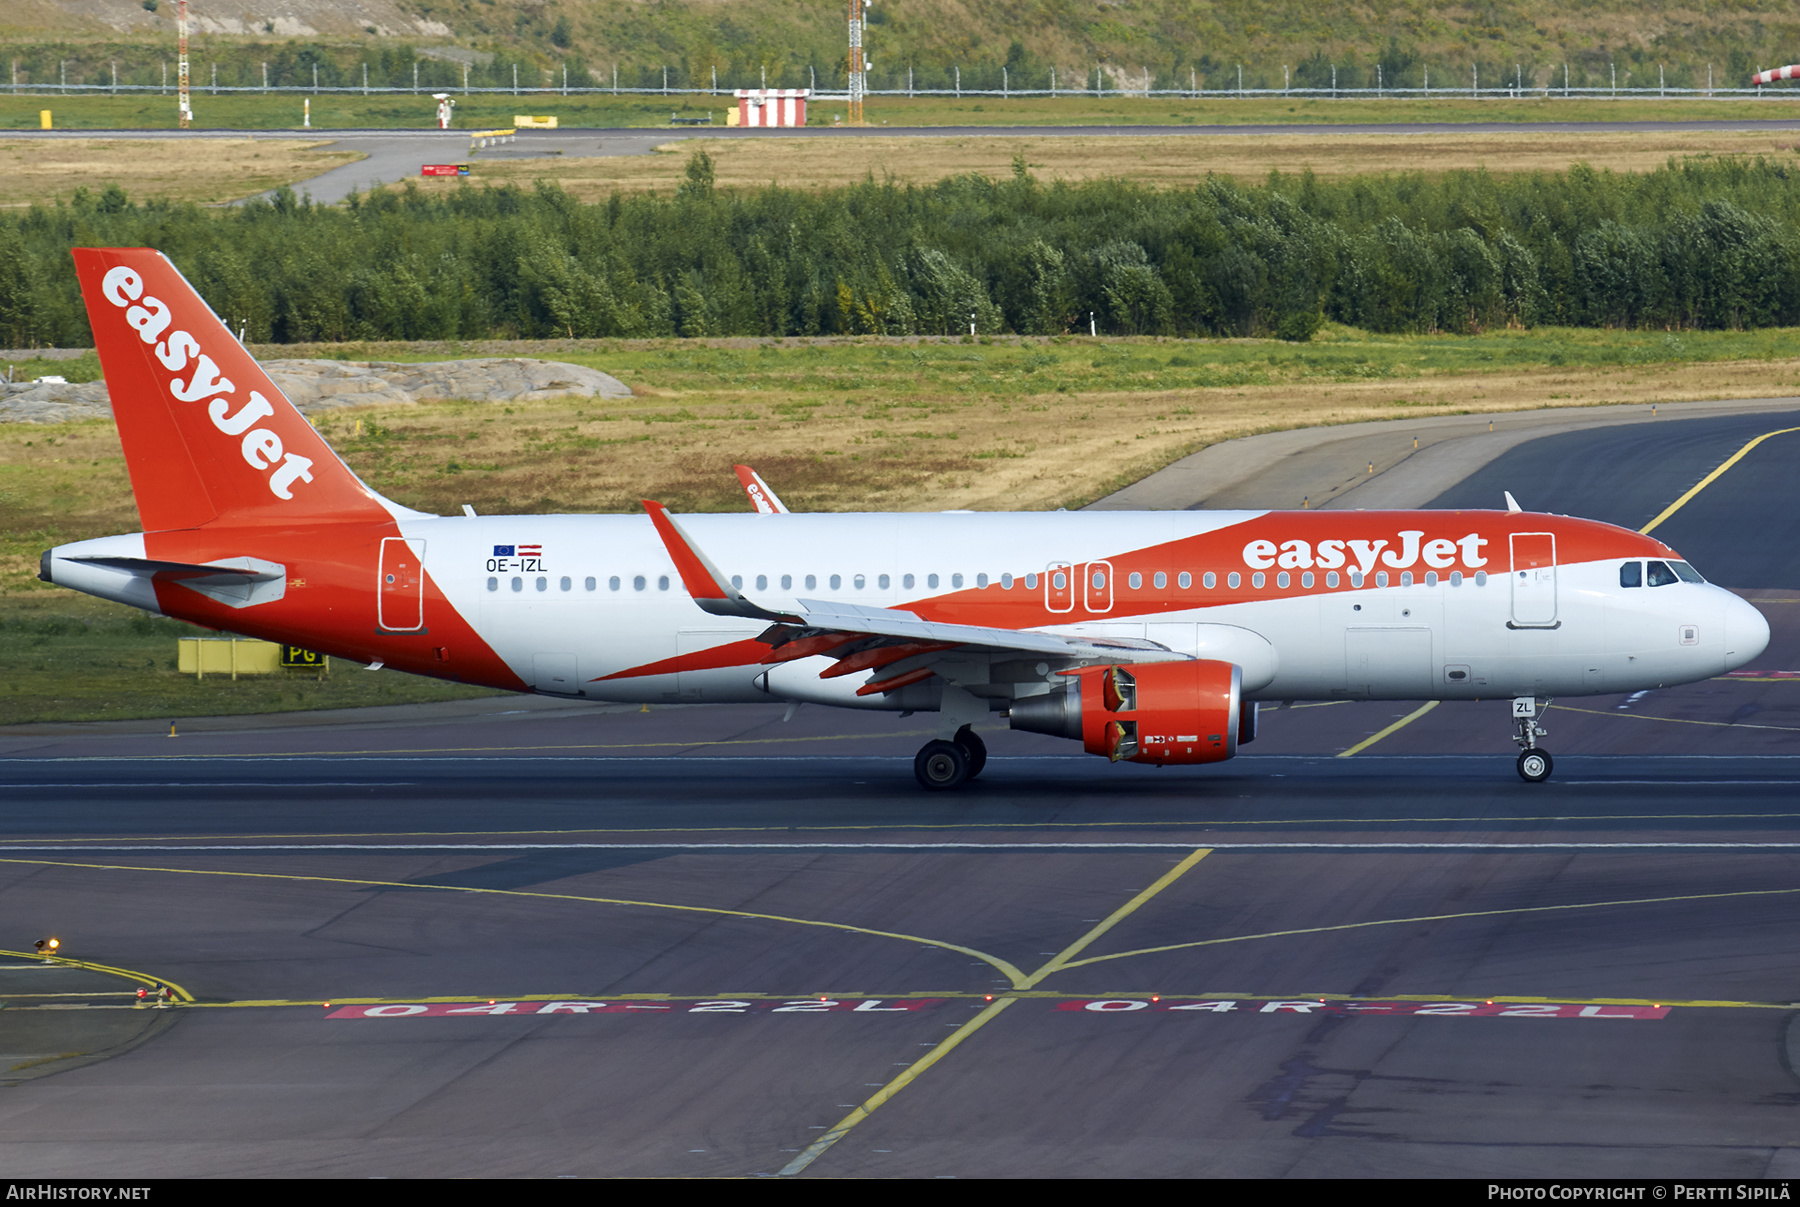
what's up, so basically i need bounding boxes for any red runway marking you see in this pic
[1054,998,1670,1018]
[327,998,947,1019]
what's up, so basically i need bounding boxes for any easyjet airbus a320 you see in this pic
[42,249,1771,787]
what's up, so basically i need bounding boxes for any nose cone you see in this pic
[1722,591,1770,672]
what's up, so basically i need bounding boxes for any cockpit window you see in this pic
[1670,560,1704,583]
[1646,560,1679,587]
[1619,561,1642,588]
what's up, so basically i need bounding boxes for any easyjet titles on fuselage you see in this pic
[1242,531,1489,574]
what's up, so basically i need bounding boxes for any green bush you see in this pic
[11,156,1800,342]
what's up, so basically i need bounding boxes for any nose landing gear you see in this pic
[1512,696,1553,783]
[913,725,988,790]
[1516,747,1554,783]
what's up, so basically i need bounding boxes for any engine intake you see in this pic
[1010,660,1244,765]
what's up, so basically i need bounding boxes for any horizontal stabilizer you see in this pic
[62,553,287,609]
[64,554,282,581]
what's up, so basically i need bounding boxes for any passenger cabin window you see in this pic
[805,575,817,590]
[1620,561,1643,588]
[633,575,646,591]
[1128,572,1143,589]
[560,576,572,591]
[609,576,621,591]
[1226,572,1240,589]
[902,574,914,589]
[1154,572,1167,589]
[782,574,793,590]
[585,577,597,591]
[487,577,498,592]
[952,573,964,588]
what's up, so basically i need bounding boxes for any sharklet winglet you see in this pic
[640,500,797,623]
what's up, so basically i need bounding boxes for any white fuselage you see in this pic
[389,510,1766,708]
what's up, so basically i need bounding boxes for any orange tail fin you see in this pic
[72,248,397,532]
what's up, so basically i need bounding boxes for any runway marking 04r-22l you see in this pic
[321,997,1673,1021]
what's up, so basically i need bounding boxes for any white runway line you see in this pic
[7,841,1800,852]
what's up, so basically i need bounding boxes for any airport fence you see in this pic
[5,82,1800,102]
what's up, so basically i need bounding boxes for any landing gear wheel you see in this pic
[954,726,988,780]
[1516,748,1554,783]
[915,740,972,791]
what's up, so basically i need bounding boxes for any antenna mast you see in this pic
[847,0,867,126]
[177,0,191,128]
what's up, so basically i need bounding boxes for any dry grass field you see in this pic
[0,137,362,207]
[3,125,1793,213]
[425,128,1800,197]
[291,356,1800,518]
[9,344,1800,601]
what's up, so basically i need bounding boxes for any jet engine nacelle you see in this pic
[1010,659,1244,765]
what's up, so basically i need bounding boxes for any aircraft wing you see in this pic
[780,597,1173,659]
[643,500,1184,695]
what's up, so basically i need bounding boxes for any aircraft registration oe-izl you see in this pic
[43,248,1771,789]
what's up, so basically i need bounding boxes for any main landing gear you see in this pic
[914,726,988,791]
[1512,696,1553,783]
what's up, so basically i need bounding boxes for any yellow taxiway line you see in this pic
[1336,700,1438,757]
[1639,425,1800,535]
[775,847,1213,1176]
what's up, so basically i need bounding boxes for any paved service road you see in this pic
[3,406,1800,1177]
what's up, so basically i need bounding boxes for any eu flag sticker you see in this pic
[493,545,515,556]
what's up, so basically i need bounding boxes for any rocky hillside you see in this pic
[7,0,1799,94]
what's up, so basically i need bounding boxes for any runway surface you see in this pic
[4,408,1800,1177]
